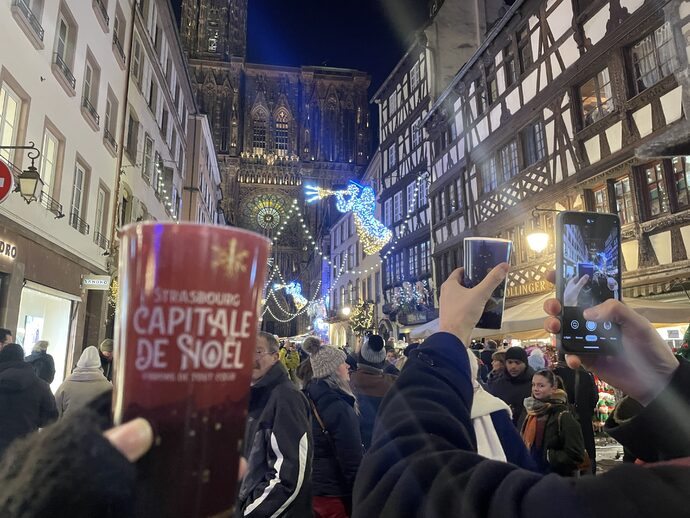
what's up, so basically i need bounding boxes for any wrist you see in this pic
[636,361,680,406]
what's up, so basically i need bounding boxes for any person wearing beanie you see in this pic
[237,332,313,518]
[0,344,57,455]
[527,348,546,372]
[25,340,56,385]
[98,339,114,381]
[488,346,534,427]
[55,347,112,419]
[349,335,397,450]
[480,339,498,368]
[303,336,362,517]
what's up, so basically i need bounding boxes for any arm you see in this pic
[547,412,585,474]
[46,356,56,385]
[54,386,65,419]
[242,392,310,518]
[38,382,58,427]
[323,399,363,491]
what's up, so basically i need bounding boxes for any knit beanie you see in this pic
[32,340,49,352]
[359,334,386,367]
[527,349,545,371]
[0,343,25,363]
[78,346,103,369]
[99,339,114,353]
[303,337,346,379]
[504,346,528,365]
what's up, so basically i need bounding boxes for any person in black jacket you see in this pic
[237,332,313,518]
[352,265,690,518]
[0,344,57,456]
[488,346,534,426]
[303,337,362,518]
[24,340,56,385]
[554,351,599,474]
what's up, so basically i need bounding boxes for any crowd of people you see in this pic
[0,264,688,517]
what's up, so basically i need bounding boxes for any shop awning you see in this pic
[410,294,690,341]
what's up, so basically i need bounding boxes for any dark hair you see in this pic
[0,344,24,363]
[491,351,506,363]
[534,369,564,389]
[0,328,11,342]
[485,339,498,350]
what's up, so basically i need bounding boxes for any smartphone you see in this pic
[556,211,622,354]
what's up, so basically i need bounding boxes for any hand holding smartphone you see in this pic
[556,211,622,355]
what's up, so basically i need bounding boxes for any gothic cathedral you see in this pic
[179,0,372,336]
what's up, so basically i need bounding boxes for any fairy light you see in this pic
[273,282,308,310]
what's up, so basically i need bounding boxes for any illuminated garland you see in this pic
[273,282,308,310]
[350,300,374,335]
[306,181,392,255]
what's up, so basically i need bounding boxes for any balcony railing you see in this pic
[112,32,125,61]
[82,96,100,125]
[93,230,110,250]
[93,0,109,26]
[12,0,44,41]
[69,211,90,235]
[104,128,117,150]
[39,191,64,219]
[53,53,75,90]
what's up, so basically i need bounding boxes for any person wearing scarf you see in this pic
[521,369,585,475]
[55,347,112,419]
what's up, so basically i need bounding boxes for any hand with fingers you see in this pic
[438,263,511,348]
[543,271,679,405]
[563,274,589,306]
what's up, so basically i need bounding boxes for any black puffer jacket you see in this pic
[0,360,57,455]
[488,365,535,426]
[304,378,362,500]
[24,351,56,384]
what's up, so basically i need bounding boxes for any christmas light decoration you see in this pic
[273,282,308,310]
[350,300,374,335]
[306,181,392,255]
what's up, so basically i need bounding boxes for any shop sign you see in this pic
[82,275,111,291]
[0,239,17,260]
[668,330,680,339]
[506,279,551,298]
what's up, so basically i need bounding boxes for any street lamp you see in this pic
[0,142,42,204]
[341,306,351,317]
[527,208,560,253]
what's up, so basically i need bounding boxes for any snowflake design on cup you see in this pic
[212,239,249,278]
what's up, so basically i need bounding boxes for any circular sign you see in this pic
[0,161,14,204]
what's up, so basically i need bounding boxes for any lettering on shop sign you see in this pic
[506,279,550,298]
[82,275,111,290]
[0,239,17,260]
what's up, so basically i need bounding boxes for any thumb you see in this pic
[576,275,590,289]
[475,263,510,300]
[583,299,638,327]
[104,418,154,462]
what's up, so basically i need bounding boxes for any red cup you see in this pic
[113,223,270,517]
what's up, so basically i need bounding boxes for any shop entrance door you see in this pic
[16,283,78,393]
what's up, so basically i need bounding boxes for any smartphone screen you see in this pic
[557,211,622,354]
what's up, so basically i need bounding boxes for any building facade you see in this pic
[424,0,690,320]
[328,151,385,347]
[0,0,134,390]
[120,0,197,225]
[183,114,223,224]
[373,0,500,337]
[179,0,372,336]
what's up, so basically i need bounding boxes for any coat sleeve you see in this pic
[352,332,690,518]
[38,382,58,427]
[46,356,56,385]
[547,411,585,474]
[54,386,66,418]
[322,398,363,491]
[242,391,311,518]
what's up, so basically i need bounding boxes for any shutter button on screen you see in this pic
[586,321,597,332]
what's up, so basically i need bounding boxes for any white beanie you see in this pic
[77,346,102,369]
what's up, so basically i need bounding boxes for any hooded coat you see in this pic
[488,364,535,426]
[55,347,112,418]
[0,350,57,455]
[24,350,56,385]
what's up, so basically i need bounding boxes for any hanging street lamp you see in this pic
[0,142,43,204]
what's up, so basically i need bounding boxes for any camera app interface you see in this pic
[561,217,621,351]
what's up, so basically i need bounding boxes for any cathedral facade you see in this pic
[179,0,372,336]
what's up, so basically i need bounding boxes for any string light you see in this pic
[273,282,308,310]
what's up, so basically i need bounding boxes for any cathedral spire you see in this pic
[179,0,247,61]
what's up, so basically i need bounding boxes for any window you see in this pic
[132,37,143,87]
[480,156,498,193]
[407,182,416,214]
[500,140,519,180]
[420,241,430,274]
[142,135,153,183]
[474,79,485,114]
[275,111,289,156]
[348,247,354,269]
[486,64,498,105]
[581,68,614,126]
[419,175,428,206]
[388,91,397,115]
[40,128,59,194]
[70,162,86,220]
[161,108,169,138]
[522,120,546,167]
[366,276,372,302]
[94,185,107,236]
[672,157,690,209]
[355,279,361,301]
[410,62,420,90]
[252,113,267,154]
[125,111,139,159]
[593,186,609,213]
[384,199,392,226]
[503,45,516,87]
[613,176,635,224]
[393,191,403,222]
[56,14,69,61]
[148,80,158,112]
[375,272,381,301]
[388,144,397,169]
[348,215,354,237]
[631,24,677,94]
[517,27,533,74]
[0,84,22,162]
[412,119,422,148]
[104,90,118,142]
[642,161,669,217]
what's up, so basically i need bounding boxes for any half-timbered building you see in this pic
[424,0,690,314]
